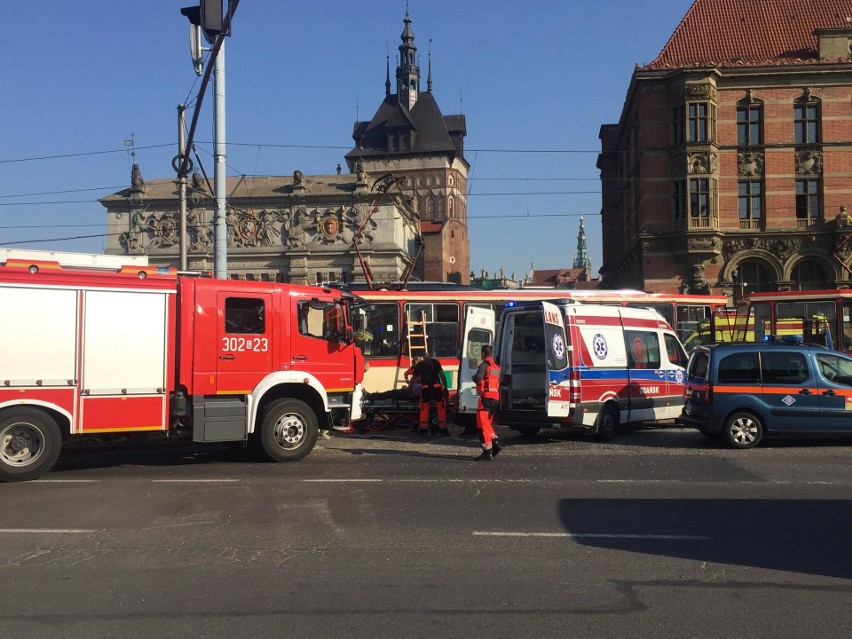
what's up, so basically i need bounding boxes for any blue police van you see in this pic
[681,336,852,448]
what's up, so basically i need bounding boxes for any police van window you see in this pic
[717,352,760,384]
[687,351,709,379]
[664,333,688,367]
[405,303,460,358]
[624,331,661,369]
[816,353,852,386]
[354,303,399,357]
[761,352,809,384]
[225,298,265,334]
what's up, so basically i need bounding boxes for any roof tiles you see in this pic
[645,0,852,70]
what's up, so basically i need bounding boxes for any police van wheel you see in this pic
[723,411,763,449]
[594,406,619,441]
[0,407,62,482]
[259,399,319,462]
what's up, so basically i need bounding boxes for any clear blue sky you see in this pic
[2,0,694,280]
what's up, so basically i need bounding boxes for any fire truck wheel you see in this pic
[259,399,319,462]
[723,411,763,449]
[594,405,619,441]
[0,407,62,482]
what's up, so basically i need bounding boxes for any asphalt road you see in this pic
[2,425,851,638]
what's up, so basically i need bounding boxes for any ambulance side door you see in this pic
[543,301,571,418]
[458,306,495,415]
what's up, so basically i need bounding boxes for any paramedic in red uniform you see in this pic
[413,353,449,436]
[472,344,503,461]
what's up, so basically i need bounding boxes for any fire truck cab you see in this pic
[0,253,365,482]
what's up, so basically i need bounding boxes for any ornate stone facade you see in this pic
[101,171,421,285]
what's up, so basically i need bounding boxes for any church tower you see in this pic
[573,215,592,270]
[345,8,470,284]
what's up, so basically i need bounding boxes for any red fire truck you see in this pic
[0,253,365,482]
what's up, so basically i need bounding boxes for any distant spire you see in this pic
[573,215,592,270]
[427,38,433,93]
[385,43,391,97]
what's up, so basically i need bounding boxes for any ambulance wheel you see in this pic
[0,407,62,482]
[259,399,319,462]
[723,411,763,449]
[594,406,619,441]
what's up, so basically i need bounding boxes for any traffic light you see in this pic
[180,0,225,44]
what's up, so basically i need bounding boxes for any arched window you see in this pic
[791,260,829,291]
[734,260,772,297]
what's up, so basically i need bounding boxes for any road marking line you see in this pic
[301,479,383,483]
[33,479,100,483]
[151,479,240,483]
[0,528,97,534]
[473,532,709,540]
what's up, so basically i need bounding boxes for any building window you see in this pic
[427,198,435,215]
[794,102,820,144]
[791,260,830,291]
[448,196,454,219]
[437,199,445,216]
[448,175,454,186]
[688,103,711,142]
[737,104,762,145]
[738,181,763,229]
[795,179,821,227]
[672,180,687,223]
[735,260,772,296]
[689,178,710,224]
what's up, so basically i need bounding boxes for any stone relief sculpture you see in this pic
[796,149,822,175]
[738,152,764,177]
[118,201,379,253]
[186,209,212,250]
[285,208,309,248]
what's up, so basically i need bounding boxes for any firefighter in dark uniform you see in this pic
[413,352,449,436]
[472,344,502,461]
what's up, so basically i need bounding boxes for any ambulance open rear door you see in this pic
[542,301,571,419]
[457,306,495,415]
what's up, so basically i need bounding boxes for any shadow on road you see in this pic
[558,497,852,580]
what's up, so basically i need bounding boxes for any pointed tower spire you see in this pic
[385,43,391,97]
[573,215,592,270]
[427,38,433,93]
[396,2,420,110]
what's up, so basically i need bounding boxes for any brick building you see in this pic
[599,0,852,301]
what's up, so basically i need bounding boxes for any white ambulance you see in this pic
[457,300,689,440]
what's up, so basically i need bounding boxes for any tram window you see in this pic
[354,303,399,357]
[642,303,674,326]
[843,303,852,351]
[777,301,836,348]
[675,304,710,343]
[405,303,460,358]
